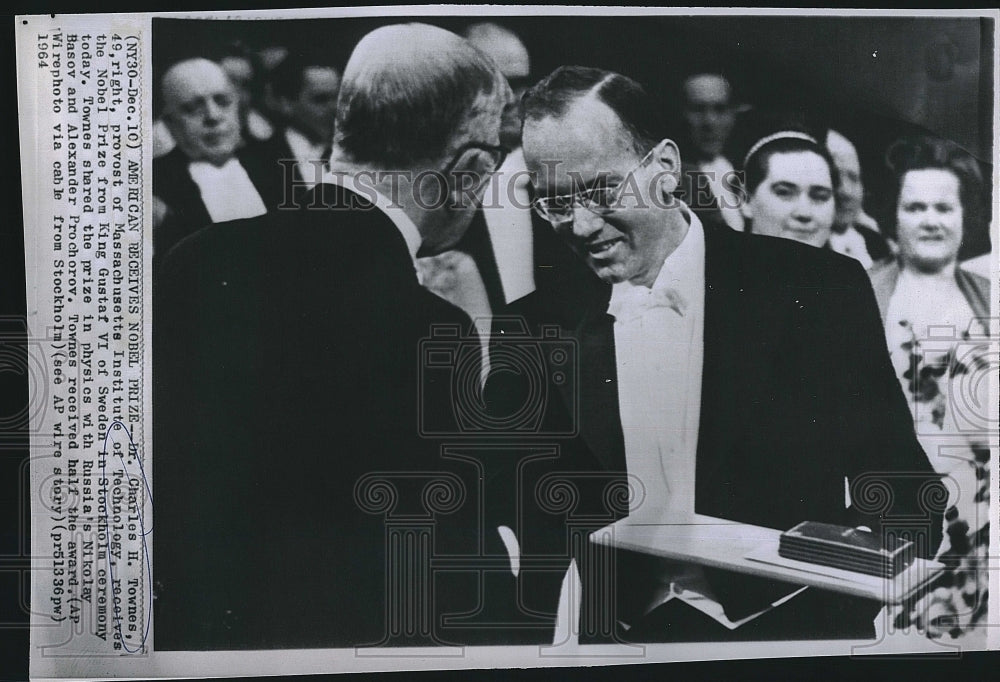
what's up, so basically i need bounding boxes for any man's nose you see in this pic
[570,205,605,239]
[204,101,225,125]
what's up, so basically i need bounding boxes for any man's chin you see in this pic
[590,262,627,285]
[199,149,238,166]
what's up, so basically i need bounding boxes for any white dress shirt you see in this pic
[187,158,268,224]
[285,127,327,188]
[482,148,536,303]
[610,209,705,521]
[609,209,802,629]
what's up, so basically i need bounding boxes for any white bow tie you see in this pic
[607,286,687,323]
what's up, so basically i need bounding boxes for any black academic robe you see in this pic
[152,142,285,262]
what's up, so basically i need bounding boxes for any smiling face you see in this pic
[741,150,835,248]
[896,168,963,273]
[523,96,677,287]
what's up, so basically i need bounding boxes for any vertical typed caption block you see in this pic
[25,20,152,660]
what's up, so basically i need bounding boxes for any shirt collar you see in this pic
[284,127,326,164]
[321,170,422,264]
[609,204,705,310]
[188,156,241,176]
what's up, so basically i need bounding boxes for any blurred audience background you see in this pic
[152,14,993,277]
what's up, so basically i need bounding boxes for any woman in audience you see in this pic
[738,130,838,249]
[870,135,990,641]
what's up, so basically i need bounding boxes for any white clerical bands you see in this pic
[742,131,820,168]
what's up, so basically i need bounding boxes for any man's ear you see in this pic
[653,139,681,194]
[739,193,755,220]
[446,147,493,206]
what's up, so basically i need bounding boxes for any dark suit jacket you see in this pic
[489,220,944,641]
[152,142,285,263]
[253,126,333,211]
[153,184,492,650]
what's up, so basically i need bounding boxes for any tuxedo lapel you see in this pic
[694,223,746,516]
[695,225,806,620]
[694,224,792,516]
[570,299,627,473]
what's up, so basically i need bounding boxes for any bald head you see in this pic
[161,58,241,165]
[464,22,530,80]
[333,23,510,168]
[464,22,530,148]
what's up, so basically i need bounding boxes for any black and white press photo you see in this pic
[16,7,997,679]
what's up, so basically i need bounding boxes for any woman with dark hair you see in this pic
[738,130,839,249]
[869,136,989,322]
[872,135,990,641]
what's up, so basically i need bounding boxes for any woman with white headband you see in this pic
[738,130,839,249]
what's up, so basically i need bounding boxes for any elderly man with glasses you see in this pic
[489,65,943,644]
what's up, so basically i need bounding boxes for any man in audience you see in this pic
[154,24,511,649]
[263,53,341,200]
[417,21,536,327]
[152,44,274,157]
[498,65,942,643]
[679,71,745,231]
[825,128,894,268]
[152,57,283,260]
[219,42,276,142]
[463,23,597,316]
[420,22,593,368]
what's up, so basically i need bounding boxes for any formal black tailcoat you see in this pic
[488,220,944,642]
[153,184,494,649]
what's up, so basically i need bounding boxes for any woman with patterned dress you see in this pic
[867,136,991,642]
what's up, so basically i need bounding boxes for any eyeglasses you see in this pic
[531,147,656,227]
